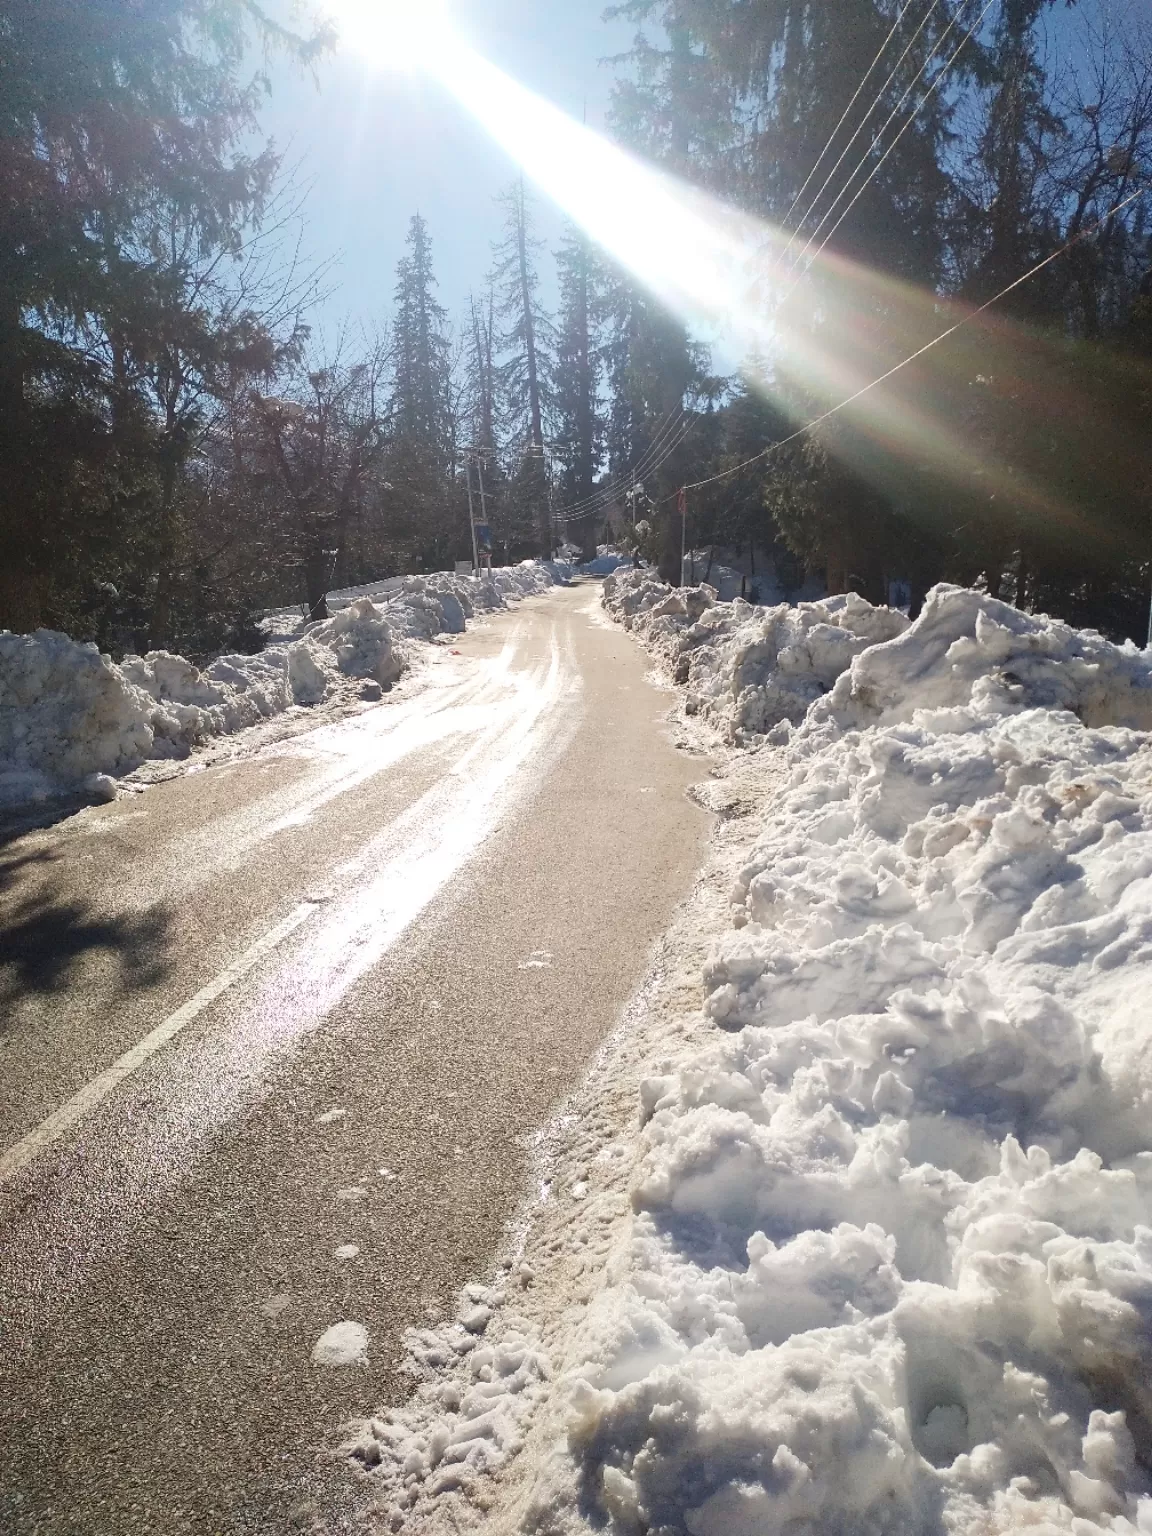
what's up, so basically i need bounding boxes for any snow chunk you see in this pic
[305,598,402,687]
[602,568,909,742]
[82,772,118,803]
[810,582,1152,735]
[312,1320,369,1367]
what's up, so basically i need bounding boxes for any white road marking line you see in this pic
[1,618,577,1188]
[0,901,319,1186]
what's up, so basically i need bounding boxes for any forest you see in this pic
[1,0,1151,656]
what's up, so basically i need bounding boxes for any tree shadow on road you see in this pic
[0,844,173,1009]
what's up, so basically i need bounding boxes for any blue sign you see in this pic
[474,522,493,554]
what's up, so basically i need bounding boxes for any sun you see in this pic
[326,0,451,73]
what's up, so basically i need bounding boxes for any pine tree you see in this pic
[466,290,499,459]
[600,264,713,580]
[552,225,608,556]
[463,289,506,558]
[957,0,1062,315]
[0,0,327,635]
[390,215,452,457]
[387,215,461,572]
[607,0,962,282]
[489,178,555,555]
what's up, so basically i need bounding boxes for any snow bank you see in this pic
[522,584,1152,1534]
[602,567,909,742]
[341,1280,552,1519]
[810,582,1152,734]
[0,562,563,809]
[581,551,633,576]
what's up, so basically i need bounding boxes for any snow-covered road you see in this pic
[0,582,712,1534]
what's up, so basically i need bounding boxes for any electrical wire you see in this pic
[554,416,694,525]
[791,0,999,287]
[555,410,699,523]
[779,0,944,264]
[553,412,694,523]
[491,401,686,524]
[783,0,996,286]
[549,403,690,521]
[663,185,1146,503]
[557,403,686,516]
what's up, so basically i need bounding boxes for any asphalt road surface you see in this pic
[0,580,712,1535]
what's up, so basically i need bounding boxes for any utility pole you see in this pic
[546,449,556,559]
[465,452,480,573]
[678,486,687,587]
[476,450,491,569]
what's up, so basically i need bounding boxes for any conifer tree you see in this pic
[390,215,452,458]
[552,225,608,556]
[600,265,712,580]
[387,214,460,569]
[607,0,961,281]
[0,0,327,636]
[466,290,499,460]
[463,289,506,557]
[489,178,555,555]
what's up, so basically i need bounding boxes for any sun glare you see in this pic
[329,0,451,72]
[330,9,1077,528]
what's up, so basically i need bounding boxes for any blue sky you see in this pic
[259,1,638,337]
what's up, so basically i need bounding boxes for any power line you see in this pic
[665,185,1146,503]
[779,0,944,264]
[790,0,998,285]
[501,401,685,524]
[464,404,690,535]
[783,0,996,285]
[555,412,694,523]
[555,411,698,523]
[555,415,695,524]
[550,403,689,521]
[558,403,685,516]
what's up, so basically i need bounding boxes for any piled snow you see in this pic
[0,562,564,809]
[807,583,1152,735]
[681,556,746,601]
[602,567,909,743]
[341,1281,552,1523]
[0,631,156,805]
[304,598,404,684]
[581,551,633,576]
[518,583,1152,1535]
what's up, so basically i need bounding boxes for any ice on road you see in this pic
[0,581,711,1536]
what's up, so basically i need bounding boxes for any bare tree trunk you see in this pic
[513,178,549,556]
[304,550,331,622]
[147,448,181,651]
[0,289,39,629]
[571,236,597,562]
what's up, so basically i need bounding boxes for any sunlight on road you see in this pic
[147,622,583,1153]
